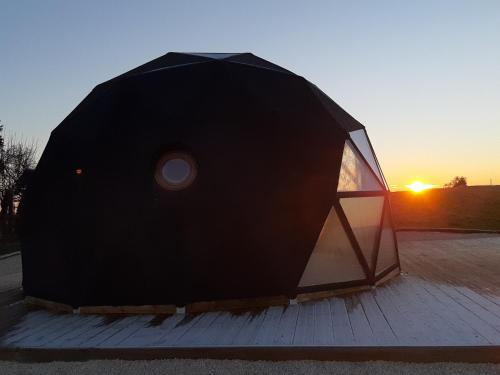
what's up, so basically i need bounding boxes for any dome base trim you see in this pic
[23,266,400,315]
[296,265,400,303]
[24,296,74,313]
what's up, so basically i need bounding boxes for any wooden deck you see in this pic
[1,232,500,362]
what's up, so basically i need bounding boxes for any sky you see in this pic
[1,0,499,190]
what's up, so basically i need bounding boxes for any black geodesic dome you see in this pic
[20,52,400,308]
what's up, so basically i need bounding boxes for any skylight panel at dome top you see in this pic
[298,206,366,287]
[349,129,387,189]
[183,53,241,59]
[337,140,384,192]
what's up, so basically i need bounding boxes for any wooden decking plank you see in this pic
[402,250,500,344]
[292,303,315,345]
[99,315,154,347]
[0,309,40,332]
[421,247,500,307]
[14,315,77,347]
[385,280,452,345]
[153,314,204,346]
[358,291,398,345]
[371,287,420,345]
[53,316,107,347]
[396,277,487,345]
[415,278,500,344]
[80,316,142,347]
[3,314,68,346]
[121,314,183,347]
[26,315,95,347]
[1,311,59,342]
[67,316,129,347]
[433,283,500,332]
[231,311,266,346]
[423,243,500,295]
[47,315,103,347]
[426,239,500,291]
[198,312,233,346]
[330,297,355,346]
[345,295,375,346]
[209,312,251,346]
[253,306,284,345]
[175,312,220,346]
[273,304,299,345]
[313,299,334,345]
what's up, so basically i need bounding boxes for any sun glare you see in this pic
[406,181,434,193]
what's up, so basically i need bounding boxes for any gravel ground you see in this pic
[0,253,21,293]
[1,359,499,375]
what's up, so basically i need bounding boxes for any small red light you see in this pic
[75,168,83,175]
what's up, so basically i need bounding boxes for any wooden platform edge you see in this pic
[1,346,500,363]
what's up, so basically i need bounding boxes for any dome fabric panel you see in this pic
[225,53,293,74]
[308,83,365,132]
[110,52,212,81]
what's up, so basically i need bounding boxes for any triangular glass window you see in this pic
[376,207,398,276]
[340,197,384,272]
[299,206,366,287]
[337,141,383,192]
[349,129,386,188]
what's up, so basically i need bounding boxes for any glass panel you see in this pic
[187,53,238,59]
[162,158,191,184]
[340,197,384,271]
[299,206,366,287]
[337,141,383,192]
[376,207,398,275]
[349,129,386,187]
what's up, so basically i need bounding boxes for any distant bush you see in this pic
[444,176,467,189]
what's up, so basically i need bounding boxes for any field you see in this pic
[390,185,500,231]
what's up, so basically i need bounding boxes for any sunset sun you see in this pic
[406,181,435,193]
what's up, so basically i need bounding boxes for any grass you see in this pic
[390,185,500,231]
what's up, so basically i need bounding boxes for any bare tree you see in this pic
[444,176,467,189]
[0,124,38,217]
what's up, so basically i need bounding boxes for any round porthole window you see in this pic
[155,152,197,191]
